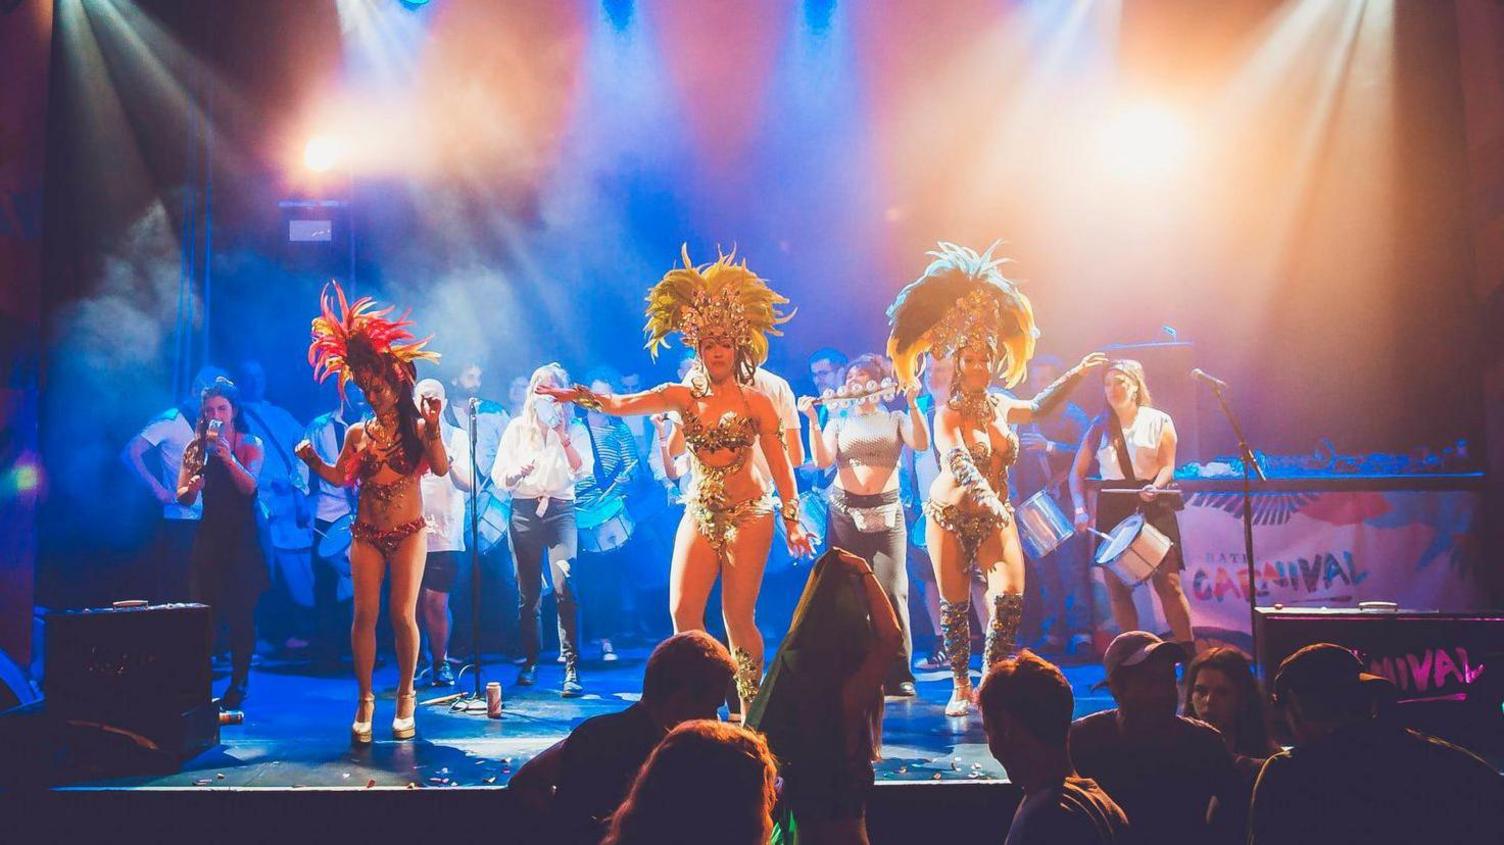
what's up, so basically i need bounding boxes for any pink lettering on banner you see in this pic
[1146,490,1483,643]
[1189,552,1366,605]
[1367,647,1485,699]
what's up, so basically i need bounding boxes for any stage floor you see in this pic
[64,646,1113,790]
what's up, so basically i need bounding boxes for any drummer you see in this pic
[1068,359,1196,658]
[303,383,368,669]
[1012,355,1094,656]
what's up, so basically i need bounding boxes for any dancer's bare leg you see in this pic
[722,513,775,713]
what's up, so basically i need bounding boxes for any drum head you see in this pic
[1096,513,1145,565]
[318,514,354,558]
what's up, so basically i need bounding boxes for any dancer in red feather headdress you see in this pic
[295,282,448,743]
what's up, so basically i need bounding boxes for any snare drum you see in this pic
[316,514,354,576]
[317,514,353,559]
[1093,512,1173,587]
[577,496,636,554]
[1017,490,1073,559]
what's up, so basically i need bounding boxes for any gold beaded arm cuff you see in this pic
[779,495,801,523]
[945,446,1008,518]
[571,384,606,412]
[1026,365,1088,419]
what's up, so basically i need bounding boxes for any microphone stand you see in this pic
[1203,381,1268,668]
[460,399,485,709]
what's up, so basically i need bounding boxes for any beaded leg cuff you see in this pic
[733,647,762,703]
[983,592,1025,668]
[939,600,972,688]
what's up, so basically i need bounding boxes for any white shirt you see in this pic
[422,426,469,552]
[647,421,692,504]
[748,368,799,487]
[304,410,356,523]
[138,408,200,520]
[491,417,594,501]
[1096,406,1174,481]
[241,399,311,549]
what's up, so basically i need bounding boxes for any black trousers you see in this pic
[510,497,581,664]
[827,489,914,687]
[190,535,265,687]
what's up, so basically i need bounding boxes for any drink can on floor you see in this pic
[486,681,503,718]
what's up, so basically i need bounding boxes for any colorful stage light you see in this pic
[1099,101,1191,178]
[303,135,344,173]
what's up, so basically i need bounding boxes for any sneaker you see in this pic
[561,666,583,698]
[917,651,948,671]
[433,660,455,687]
[602,640,618,662]
[517,663,537,686]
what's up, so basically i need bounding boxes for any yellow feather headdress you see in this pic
[886,241,1038,390]
[644,245,793,381]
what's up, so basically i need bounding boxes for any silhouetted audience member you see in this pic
[979,650,1129,844]
[601,720,779,845]
[747,548,902,844]
[1184,647,1277,765]
[508,631,736,844]
[1249,643,1504,845]
[1069,631,1241,844]
[1182,647,1275,837]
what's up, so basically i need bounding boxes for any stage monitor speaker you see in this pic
[1097,342,1201,462]
[1255,608,1504,753]
[43,603,219,759]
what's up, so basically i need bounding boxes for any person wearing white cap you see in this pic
[1069,631,1241,844]
[415,378,472,687]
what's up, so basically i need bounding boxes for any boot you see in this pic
[940,599,973,717]
[983,592,1025,669]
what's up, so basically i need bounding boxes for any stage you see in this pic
[0,647,1112,841]
[59,646,1112,791]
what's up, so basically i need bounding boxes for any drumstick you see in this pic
[1098,487,1177,496]
[1086,528,1112,541]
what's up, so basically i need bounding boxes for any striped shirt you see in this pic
[575,419,641,508]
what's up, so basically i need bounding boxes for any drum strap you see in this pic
[1107,413,1139,485]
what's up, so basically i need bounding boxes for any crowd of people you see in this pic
[115,242,1503,840]
[508,623,1503,844]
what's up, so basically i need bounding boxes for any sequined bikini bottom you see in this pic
[351,517,428,557]
[688,493,776,563]
[923,500,1012,565]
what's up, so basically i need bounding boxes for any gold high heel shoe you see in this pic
[392,692,417,741]
[351,694,375,745]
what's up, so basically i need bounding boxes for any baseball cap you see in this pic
[1102,631,1186,681]
[1274,643,1394,703]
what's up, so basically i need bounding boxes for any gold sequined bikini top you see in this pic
[682,389,760,456]
[964,429,1019,488]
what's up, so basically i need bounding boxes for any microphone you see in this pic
[1190,368,1229,391]
[469,397,480,413]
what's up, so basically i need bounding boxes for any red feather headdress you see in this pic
[307,281,439,398]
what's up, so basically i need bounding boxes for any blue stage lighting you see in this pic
[603,0,633,30]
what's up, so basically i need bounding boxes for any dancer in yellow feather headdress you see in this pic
[887,242,1106,717]
[539,245,812,712]
[295,281,449,745]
